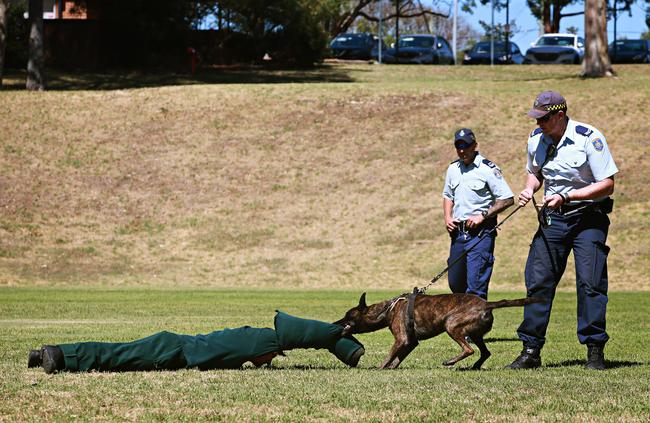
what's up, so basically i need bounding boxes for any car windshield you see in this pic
[471,42,507,54]
[536,36,575,47]
[398,37,434,48]
[331,34,366,48]
[613,40,646,52]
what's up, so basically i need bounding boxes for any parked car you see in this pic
[329,33,375,60]
[382,34,455,64]
[524,33,585,64]
[608,39,650,63]
[462,41,524,65]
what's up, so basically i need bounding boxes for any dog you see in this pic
[334,292,543,370]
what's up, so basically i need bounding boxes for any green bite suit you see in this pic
[57,311,363,372]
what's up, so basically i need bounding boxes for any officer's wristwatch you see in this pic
[481,210,489,218]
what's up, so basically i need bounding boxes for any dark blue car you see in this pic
[382,35,455,65]
[462,41,524,65]
[608,39,650,63]
[329,33,375,60]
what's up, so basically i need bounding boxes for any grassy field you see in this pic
[1,288,649,421]
[1,64,649,290]
[1,64,650,421]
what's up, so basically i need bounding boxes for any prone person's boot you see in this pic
[28,350,42,368]
[584,343,605,370]
[41,345,65,374]
[507,346,541,369]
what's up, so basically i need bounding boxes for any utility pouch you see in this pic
[599,198,613,214]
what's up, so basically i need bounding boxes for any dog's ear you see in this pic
[358,292,367,310]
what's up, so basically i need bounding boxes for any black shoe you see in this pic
[28,350,42,368]
[584,344,605,370]
[349,347,365,368]
[41,345,65,374]
[507,347,541,369]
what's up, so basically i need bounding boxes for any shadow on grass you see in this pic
[1,64,358,91]
[484,337,520,343]
[546,359,644,369]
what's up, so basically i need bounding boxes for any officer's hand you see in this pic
[445,218,459,233]
[465,214,484,228]
[518,188,534,207]
[543,194,563,210]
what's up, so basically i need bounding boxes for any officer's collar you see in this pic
[459,152,483,168]
[542,119,574,149]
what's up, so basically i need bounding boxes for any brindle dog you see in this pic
[334,292,543,370]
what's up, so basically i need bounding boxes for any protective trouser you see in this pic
[517,208,610,349]
[447,220,497,300]
[59,331,187,372]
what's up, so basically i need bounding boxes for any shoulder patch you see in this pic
[482,159,496,168]
[592,138,604,152]
[493,168,503,179]
[575,125,594,137]
[530,127,543,137]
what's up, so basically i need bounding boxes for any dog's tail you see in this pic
[485,297,545,310]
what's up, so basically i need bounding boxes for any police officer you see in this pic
[508,91,618,370]
[443,128,514,300]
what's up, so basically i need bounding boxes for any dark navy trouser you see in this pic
[517,208,610,349]
[447,221,496,300]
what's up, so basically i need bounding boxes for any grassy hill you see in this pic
[1,64,648,290]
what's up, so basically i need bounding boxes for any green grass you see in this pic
[1,288,649,421]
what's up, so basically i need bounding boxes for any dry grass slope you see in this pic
[1,64,649,290]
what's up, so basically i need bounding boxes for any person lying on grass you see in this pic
[28,310,364,374]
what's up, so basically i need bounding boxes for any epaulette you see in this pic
[529,128,543,137]
[482,158,496,169]
[450,159,460,164]
[575,125,593,137]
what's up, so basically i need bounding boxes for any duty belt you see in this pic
[555,198,613,216]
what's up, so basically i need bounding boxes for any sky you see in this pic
[465,0,649,49]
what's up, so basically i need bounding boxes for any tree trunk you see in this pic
[583,0,614,77]
[0,0,7,88]
[27,0,45,90]
[543,0,552,33]
[551,0,561,33]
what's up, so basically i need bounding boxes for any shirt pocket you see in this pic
[467,180,489,200]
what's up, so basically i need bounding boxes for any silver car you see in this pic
[524,33,585,64]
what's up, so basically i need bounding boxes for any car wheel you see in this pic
[573,55,581,64]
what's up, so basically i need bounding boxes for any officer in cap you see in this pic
[442,128,514,300]
[507,91,619,370]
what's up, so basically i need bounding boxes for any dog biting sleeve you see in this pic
[274,310,364,366]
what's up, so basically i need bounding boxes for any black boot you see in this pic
[507,347,541,369]
[584,344,605,370]
[28,350,42,368]
[41,345,65,374]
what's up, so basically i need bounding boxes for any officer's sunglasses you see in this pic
[536,110,559,123]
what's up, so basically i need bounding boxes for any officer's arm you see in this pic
[564,176,615,202]
[443,197,457,233]
[518,173,543,207]
[484,198,514,219]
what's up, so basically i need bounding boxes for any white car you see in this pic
[524,33,585,64]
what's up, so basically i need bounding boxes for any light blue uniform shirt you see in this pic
[526,118,618,202]
[443,153,514,221]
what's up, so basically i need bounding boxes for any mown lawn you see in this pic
[1,288,649,421]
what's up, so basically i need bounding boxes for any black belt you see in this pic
[556,198,613,216]
[453,217,497,237]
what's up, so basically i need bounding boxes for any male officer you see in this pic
[508,91,618,370]
[443,128,514,300]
